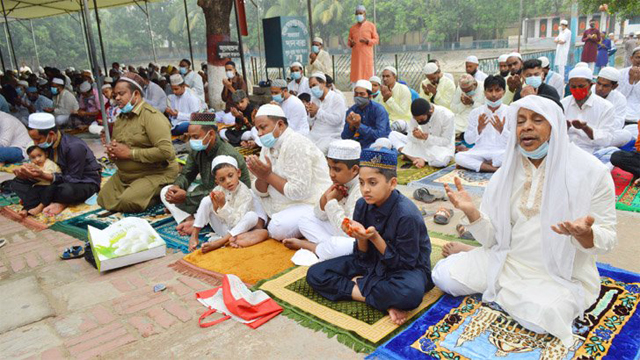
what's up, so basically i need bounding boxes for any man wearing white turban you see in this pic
[432,95,617,349]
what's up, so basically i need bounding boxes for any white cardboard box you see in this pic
[88,217,166,272]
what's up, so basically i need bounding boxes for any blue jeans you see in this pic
[0,147,24,163]
[171,122,190,136]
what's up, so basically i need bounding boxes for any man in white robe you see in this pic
[389,98,454,168]
[465,56,488,83]
[451,74,485,136]
[618,46,640,140]
[306,72,347,154]
[179,59,205,103]
[593,67,633,148]
[456,75,510,172]
[380,66,413,133]
[433,95,617,348]
[166,74,206,135]
[554,20,572,79]
[270,79,309,136]
[246,105,332,241]
[539,56,565,98]
[287,62,311,97]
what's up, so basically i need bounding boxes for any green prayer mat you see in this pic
[616,184,640,213]
[396,156,449,186]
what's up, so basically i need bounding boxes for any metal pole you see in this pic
[0,35,5,72]
[80,0,110,144]
[93,0,108,71]
[30,20,40,68]
[1,1,18,69]
[517,0,523,53]
[79,2,92,69]
[144,0,157,63]
[183,0,194,67]
[306,0,314,41]
[233,0,247,86]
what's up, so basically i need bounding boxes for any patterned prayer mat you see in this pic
[170,239,296,286]
[612,167,634,197]
[0,162,23,174]
[368,263,640,360]
[408,166,493,195]
[396,157,446,186]
[1,201,100,231]
[236,146,261,158]
[153,218,212,253]
[0,192,20,207]
[253,243,446,353]
[616,184,640,213]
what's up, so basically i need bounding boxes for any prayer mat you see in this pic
[368,263,640,360]
[153,218,212,253]
[612,167,634,197]
[396,157,446,186]
[616,184,640,213]
[0,162,22,174]
[408,166,493,195]
[0,192,20,207]
[236,146,261,158]
[170,239,295,286]
[49,204,170,240]
[254,243,446,353]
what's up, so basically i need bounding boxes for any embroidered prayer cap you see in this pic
[633,46,640,56]
[423,62,439,75]
[356,4,366,12]
[52,78,65,85]
[507,52,522,60]
[575,62,588,68]
[538,56,550,68]
[465,56,479,64]
[560,19,568,25]
[189,111,217,126]
[26,87,37,93]
[498,54,509,63]
[28,112,55,129]
[327,139,361,161]
[597,67,621,83]
[271,79,287,88]
[104,76,113,83]
[18,80,28,87]
[79,81,91,93]
[459,74,476,87]
[37,78,48,86]
[290,61,303,70]
[169,74,184,86]
[382,66,397,76]
[256,104,286,118]
[313,37,323,45]
[118,72,146,95]
[232,90,248,103]
[569,66,593,80]
[369,75,381,85]
[354,79,372,92]
[310,72,326,82]
[360,146,397,170]
[211,155,238,171]
[101,83,112,90]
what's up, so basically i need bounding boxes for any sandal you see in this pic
[60,245,85,260]
[0,238,6,248]
[433,207,454,225]
[456,224,475,240]
[413,188,435,203]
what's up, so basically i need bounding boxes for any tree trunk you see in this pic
[198,0,233,109]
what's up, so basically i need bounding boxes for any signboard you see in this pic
[263,16,309,70]
[217,41,240,60]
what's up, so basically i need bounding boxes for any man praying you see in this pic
[419,62,455,110]
[451,74,484,137]
[341,79,390,149]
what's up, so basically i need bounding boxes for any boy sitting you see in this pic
[306,144,434,325]
[284,139,362,261]
[189,155,268,253]
[14,145,61,217]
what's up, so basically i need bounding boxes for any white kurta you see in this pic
[473,70,488,83]
[418,76,456,109]
[434,155,617,347]
[281,94,309,136]
[308,90,347,154]
[617,67,640,122]
[168,90,205,126]
[545,71,565,98]
[308,50,332,75]
[399,105,455,167]
[183,71,205,103]
[144,81,168,113]
[287,77,311,97]
[451,85,486,134]
[554,29,572,67]
[456,104,510,172]
[562,94,616,153]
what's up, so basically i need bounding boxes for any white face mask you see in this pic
[226,71,235,79]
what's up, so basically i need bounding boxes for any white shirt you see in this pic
[287,77,311,97]
[464,104,511,149]
[52,89,79,116]
[472,70,488,83]
[562,94,616,153]
[211,182,255,228]
[183,70,205,103]
[167,89,205,125]
[618,67,640,121]
[450,84,485,133]
[281,94,309,136]
[313,176,361,235]
[402,105,455,161]
[0,111,31,159]
[253,128,332,217]
[593,87,627,130]
[308,50,332,75]
[309,90,347,153]
[144,81,167,113]
[554,28,572,66]
[545,71,565,98]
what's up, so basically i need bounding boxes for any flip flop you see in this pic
[413,188,435,203]
[434,208,454,225]
[0,238,6,248]
[60,245,85,260]
[400,162,413,169]
[456,224,475,241]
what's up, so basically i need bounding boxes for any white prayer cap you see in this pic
[311,72,326,82]
[507,52,522,60]
[79,81,91,93]
[597,67,621,82]
[382,66,397,76]
[356,4,366,12]
[498,54,509,63]
[38,66,44,73]
[369,75,381,84]
[101,83,112,90]
[633,46,640,56]
[575,62,588,68]
[104,76,113,83]
[538,56,550,68]
[28,113,55,129]
[67,67,75,72]
[423,62,439,75]
[327,139,361,161]
[211,155,238,171]
[52,78,65,85]
[37,78,48,86]
[256,104,286,118]
[17,80,28,87]
[354,79,372,92]
[271,79,287,88]
[569,66,593,80]
[370,137,392,150]
[313,37,323,45]
[465,56,479,64]
[290,61,303,69]
[560,19,568,25]
[169,74,184,86]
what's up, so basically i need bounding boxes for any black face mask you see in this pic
[416,111,433,125]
